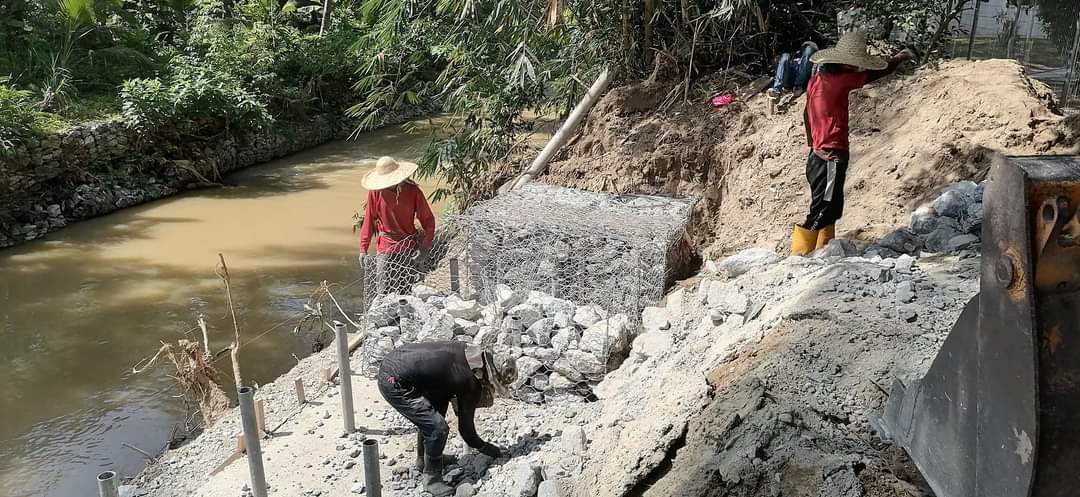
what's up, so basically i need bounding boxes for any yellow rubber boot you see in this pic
[791,225,820,256]
[816,224,835,250]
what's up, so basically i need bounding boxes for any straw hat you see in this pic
[362,156,419,190]
[810,31,887,71]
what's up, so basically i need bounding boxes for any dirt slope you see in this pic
[543,59,1080,258]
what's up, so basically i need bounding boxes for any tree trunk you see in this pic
[643,0,655,68]
[926,0,971,59]
[320,0,335,35]
[1006,3,1023,58]
[222,0,234,21]
[622,0,633,70]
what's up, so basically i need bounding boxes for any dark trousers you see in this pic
[377,373,450,461]
[801,151,849,230]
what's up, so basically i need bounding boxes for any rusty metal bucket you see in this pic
[874,154,1080,497]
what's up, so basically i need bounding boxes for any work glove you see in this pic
[479,443,503,459]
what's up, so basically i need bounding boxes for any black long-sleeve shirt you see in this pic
[379,341,487,449]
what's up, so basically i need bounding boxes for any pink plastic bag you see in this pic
[710,91,736,108]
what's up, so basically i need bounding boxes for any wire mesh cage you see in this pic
[451,184,692,322]
[355,184,695,403]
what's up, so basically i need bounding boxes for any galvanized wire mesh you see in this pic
[450,183,693,319]
[355,184,694,403]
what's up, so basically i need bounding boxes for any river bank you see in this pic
[128,240,981,497]
[0,108,431,250]
[0,125,450,497]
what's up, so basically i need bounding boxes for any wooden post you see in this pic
[322,368,333,384]
[255,399,267,436]
[294,377,306,405]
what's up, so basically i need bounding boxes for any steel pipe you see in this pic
[449,258,460,293]
[238,386,268,497]
[362,439,382,497]
[97,471,119,497]
[335,321,356,433]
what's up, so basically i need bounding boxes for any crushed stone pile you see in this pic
[130,241,980,497]
[360,284,639,403]
[542,59,1080,258]
[566,246,978,497]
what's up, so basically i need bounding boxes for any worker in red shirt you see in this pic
[359,156,437,295]
[791,31,915,255]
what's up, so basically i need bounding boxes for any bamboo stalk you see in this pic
[217,254,243,394]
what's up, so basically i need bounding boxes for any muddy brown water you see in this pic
[0,122,449,497]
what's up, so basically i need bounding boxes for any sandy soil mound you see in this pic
[543,59,1080,257]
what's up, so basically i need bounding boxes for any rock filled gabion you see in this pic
[359,284,638,403]
[448,183,694,326]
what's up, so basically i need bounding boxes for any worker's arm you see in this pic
[865,49,915,84]
[358,191,378,254]
[415,187,436,250]
[454,389,503,458]
[803,104,813,148]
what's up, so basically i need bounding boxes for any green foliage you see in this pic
[0,81,41,155]
[1034,0,1080,49]
[120,60,271,137]
[1,0,367,137]
[852,0,973,57]
[348,0,790,206]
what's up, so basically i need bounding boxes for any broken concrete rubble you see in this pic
[703,280,749,315]
[870,180,986,256]
[135,232,979,497]
[360,285,638,402]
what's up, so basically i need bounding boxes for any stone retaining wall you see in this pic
[0,114,353,248]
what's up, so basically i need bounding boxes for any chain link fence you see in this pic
[351,184,695,403]
[944,0,1080,111]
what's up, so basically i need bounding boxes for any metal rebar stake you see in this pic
[97,471,119,497]
[238,386,268,497]
[450,258,460,293]
[334,321,356,433]
[362,439,382,497]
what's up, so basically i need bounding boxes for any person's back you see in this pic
[805,66,868,154]
[379,341,478,402]
[361,181,435,254]
[376,341,511,497]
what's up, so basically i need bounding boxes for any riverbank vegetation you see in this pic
[2,0,1072,206]
[1,0,369,151]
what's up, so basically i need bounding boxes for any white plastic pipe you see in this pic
[335,321,356,433]
[96,471,119,497]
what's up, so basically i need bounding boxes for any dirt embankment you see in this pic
[543,59,1080,258]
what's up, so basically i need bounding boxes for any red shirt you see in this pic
[359,182,436,254]
[805,70,867,153]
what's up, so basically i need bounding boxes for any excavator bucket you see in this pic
[875,154,1080,497]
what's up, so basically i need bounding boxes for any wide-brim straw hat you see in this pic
[810,31,887,71]
[362,156,419,190]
